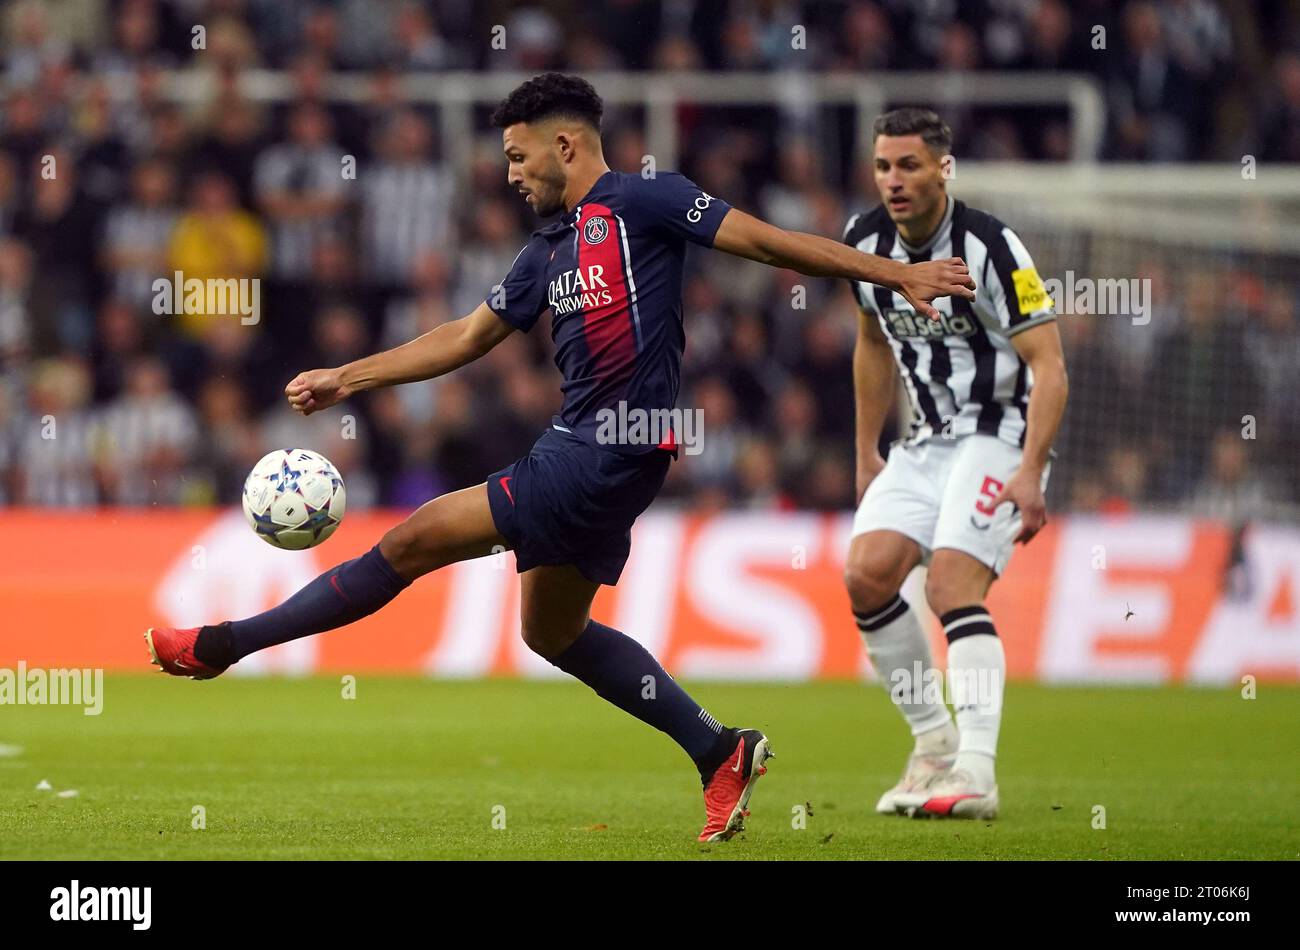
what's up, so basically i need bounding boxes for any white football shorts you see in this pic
[850,434,1051,576]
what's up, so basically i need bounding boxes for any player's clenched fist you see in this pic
[899,257,976,320]
[285,367,350,416]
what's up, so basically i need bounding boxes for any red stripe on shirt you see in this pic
[576,203,636,391]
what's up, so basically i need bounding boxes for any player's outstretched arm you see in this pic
[284,302,515,416]
[711,208,975,319]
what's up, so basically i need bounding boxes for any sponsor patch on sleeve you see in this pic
[1011,266,1052,315]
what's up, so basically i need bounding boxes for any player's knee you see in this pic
[379,521,432,580]
[844,558,898,614]
[519,620,583,661]
[519,624,549,657]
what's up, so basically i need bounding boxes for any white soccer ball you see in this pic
[242,448,347,550]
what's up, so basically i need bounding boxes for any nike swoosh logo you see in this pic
[499,476,514,505]
[731,741,746,773]
[969,516,991,531]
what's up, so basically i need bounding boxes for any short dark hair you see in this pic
[491,73,603,131]
[872,107,952,155]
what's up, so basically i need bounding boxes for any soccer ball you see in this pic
[242,448,346,550]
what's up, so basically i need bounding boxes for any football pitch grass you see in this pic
[3,676,1297,860]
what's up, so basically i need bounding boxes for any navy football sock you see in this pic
[549,620,735,776]
[195,544,411,666]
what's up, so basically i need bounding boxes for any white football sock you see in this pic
[856,595,953,741]
[943,606,1004,790]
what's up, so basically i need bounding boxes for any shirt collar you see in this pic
[563,170,615,223]
[897,195,954,256]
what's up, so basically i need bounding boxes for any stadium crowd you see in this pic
[0,0,1297,518]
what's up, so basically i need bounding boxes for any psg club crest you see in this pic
[584,216,609,245]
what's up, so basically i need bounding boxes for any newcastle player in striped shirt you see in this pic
[144,75,976,842]
[843,108,1068,820]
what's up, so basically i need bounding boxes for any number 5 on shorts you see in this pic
[974,475,1004,515]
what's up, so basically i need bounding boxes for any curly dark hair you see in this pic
[490,72,603,131]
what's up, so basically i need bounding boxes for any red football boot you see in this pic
[144,627,228,680]
[698,729,774,842]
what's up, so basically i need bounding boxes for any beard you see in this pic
[528,157,568,216]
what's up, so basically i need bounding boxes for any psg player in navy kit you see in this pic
[145,74,975,842]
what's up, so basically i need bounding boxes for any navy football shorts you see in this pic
[486,425,672,586]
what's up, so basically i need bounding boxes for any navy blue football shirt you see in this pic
[486,170,731,454]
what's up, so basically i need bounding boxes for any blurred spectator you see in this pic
[830,2,896,71]
[359,109,452,288]
[496,8,563,72]
[142,103,193,170]
[13,357,99,506]
[101,158,178,309]
[1243,291,1300,490]
[735,436,789,509]
[0,238,32,372]
[2,0,91,88]
[425,375,487,493]
[184,311,287,411]
[1054,311,1140,504]
[70,81,128,202]
[391,2,459,72]
[760,141,821,233]
[716,310,784,429]
[0,151,18,234]
[794,313,855,440]
[90,298,146,402]
[193,375,262,501]
[804,452,855,511]
[1191,428,1280,523]
[681,377,745,493]
[0,376,12,502]
[254,103,347,282]
[452,198,520,316]
[1015,0,1090,72]
[96,355,199,505]
[1107,1,1198,160]
[168,171,266,330]
[299,233,383,342]
[12,146,100,353]
[300,4,346,71]
[771,379,820,495]
[1098,445,1152,514]
[91,0,172,77]
[1146,272,1259,500]
[309,303,370,370]
[192,98,265,208]
[1260,53,1300,162]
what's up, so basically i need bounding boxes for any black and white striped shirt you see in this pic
[254,144,349,279]
[103,205,178,307]
[359,161,453,284]
[843,197,1055,448]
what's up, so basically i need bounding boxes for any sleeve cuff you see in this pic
[1007,312,1057,336]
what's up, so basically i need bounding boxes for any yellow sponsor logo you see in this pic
[1011,267,1052,315]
